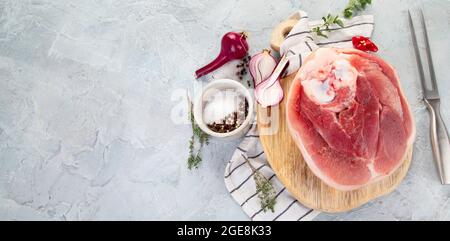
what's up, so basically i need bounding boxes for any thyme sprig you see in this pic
[245,157,276,212]
[312,14,344,38]
[188,99,209,169]
[344,0,372,19]
[312,0,373,38]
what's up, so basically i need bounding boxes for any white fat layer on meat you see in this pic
[301,78,335,103]
[332,59,358,89]
[367,160,379,178]
[300,50,357,105]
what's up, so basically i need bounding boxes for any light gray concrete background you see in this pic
[0,0,449,220]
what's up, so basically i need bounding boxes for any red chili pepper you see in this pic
[352,36,378,52]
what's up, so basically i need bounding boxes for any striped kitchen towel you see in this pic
[224,10,374,221]
[281,10,374,75]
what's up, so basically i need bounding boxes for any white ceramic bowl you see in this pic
[193,79,254,140]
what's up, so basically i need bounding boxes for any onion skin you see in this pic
[254,77,284,108]
[250,49,283,107]
[249,49,277,86]
[195,32,249,79]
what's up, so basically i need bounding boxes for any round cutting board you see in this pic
[256,74,413,213]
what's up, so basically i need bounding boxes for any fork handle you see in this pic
[425,99,450,184]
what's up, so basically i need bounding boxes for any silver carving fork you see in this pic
[409,10,450,184]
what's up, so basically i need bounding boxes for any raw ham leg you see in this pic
[287,48,415,191]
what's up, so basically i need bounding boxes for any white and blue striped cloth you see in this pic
[224,10,374,221]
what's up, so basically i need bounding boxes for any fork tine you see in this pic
[420,9,439,93]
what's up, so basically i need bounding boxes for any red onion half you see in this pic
[249,50,283,107]
[249,49,277,86]
[254,77,284,108]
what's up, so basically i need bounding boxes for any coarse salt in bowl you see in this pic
[193,79,254,139]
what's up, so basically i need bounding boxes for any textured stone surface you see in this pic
[0,0,449,220]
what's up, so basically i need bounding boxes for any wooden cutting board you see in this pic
[256,74,413,213]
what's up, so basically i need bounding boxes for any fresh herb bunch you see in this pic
[312,14,344,38]
[313,0,373,38]
[344,0,372,19]
[245,157,276,212]
[188,100,209,169]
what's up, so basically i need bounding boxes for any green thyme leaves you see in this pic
[312,14,344,38]
[313,0,373,38]
[245,157,276,212]
[188,100,209,169]
[344,0,373,19]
